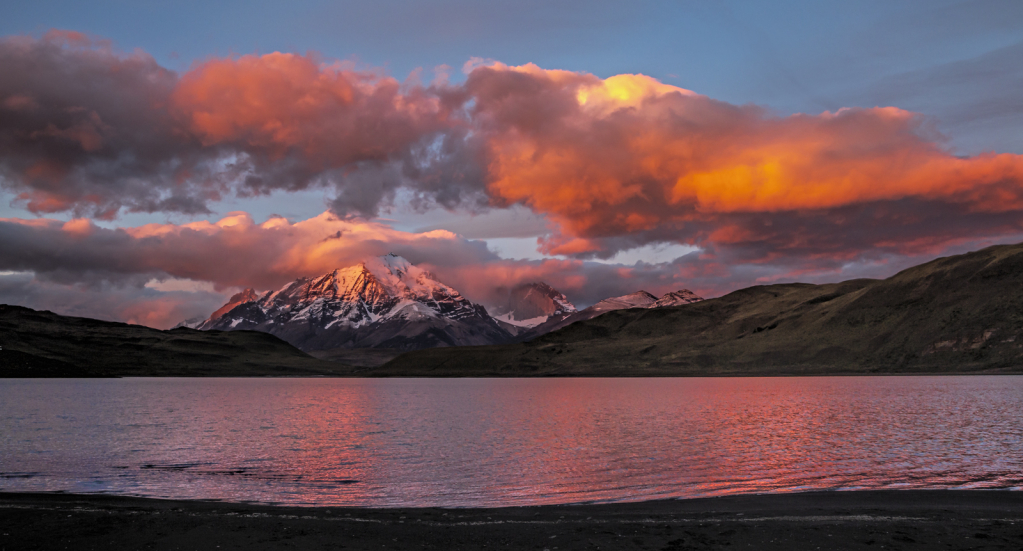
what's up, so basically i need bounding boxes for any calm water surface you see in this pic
[1,377,1021,507]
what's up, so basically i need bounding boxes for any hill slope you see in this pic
[373,243,1023,376]
[0,305,351,377]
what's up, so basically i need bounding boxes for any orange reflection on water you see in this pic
[2,377,1022,506]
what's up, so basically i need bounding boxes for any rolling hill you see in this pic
[0,305,352,377]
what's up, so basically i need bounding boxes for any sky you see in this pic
[1,0,1022,328]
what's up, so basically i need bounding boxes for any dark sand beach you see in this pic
[2,490,1022,550]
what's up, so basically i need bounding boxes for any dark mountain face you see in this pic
[490,282,577,335]
[374,242,1023,376]
[209,288,261,322]
[197,254,511,352]
[503,282,577,320]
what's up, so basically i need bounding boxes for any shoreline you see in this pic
[5,369,1023,378]
[3,490,1022,550]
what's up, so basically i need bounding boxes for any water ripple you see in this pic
[1,376,1022,507]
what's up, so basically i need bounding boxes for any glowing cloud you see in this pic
[461,64,1023,256]
[172,52,446,170]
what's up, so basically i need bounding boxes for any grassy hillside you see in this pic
[373,242,1023,376]
[0,305,354,377]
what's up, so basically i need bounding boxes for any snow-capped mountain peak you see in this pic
[360,254,462,302]
[189,255,703,353]
[196,254,507,351]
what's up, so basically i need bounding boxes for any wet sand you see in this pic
[2,490,1022,550]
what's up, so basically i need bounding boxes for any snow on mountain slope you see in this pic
[172,316,207,329]
[197,254,509,351]
[586,291,658,314]
[652,289,704,308]
[493,313,551,328]
[189,253,702,351]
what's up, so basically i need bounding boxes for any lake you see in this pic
[1,376,1021,507]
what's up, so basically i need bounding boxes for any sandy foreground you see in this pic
[1,490,1022,550]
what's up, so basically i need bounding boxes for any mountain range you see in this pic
[514,288,704,341]
[6,242,1023,377]
[189,253,703,353]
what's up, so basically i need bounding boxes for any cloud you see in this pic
[0,208,691,302]
[423,257,701,311]
[0,210,498,328]
[171,51,481,215]
[0,32,483,221]
[0,31,192,219]
[858,39,1023,154]
[461,63,1023,258]
[0,211,498,291]
[4,31,1023,320]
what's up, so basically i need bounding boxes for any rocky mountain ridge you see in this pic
[514,289,704,341]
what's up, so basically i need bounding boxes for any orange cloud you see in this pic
[8,33,1023,262]
[172,53,445,169]
[0,211,491,291]
[462,65,1023,256]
